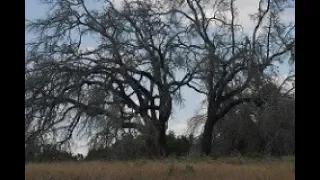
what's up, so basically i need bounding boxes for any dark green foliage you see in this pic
[25,144,80,163]
[85,132,192,161]
[86,135,152,161]
[167,131,191,157]
[86,148,108,161]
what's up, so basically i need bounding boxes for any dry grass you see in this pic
[25,157,295,180]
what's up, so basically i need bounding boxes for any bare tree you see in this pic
[172,0,295,155]
[25,0,201,157]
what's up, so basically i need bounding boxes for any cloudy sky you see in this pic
[25,0,294,155]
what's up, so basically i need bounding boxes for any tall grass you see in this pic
[26,157,295,180]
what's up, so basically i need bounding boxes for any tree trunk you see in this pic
[158,90,171,158]
[201,98,217,156]
[158,121,167,157]
[201,56,216,156]
[201,116,216,156]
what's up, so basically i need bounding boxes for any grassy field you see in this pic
[25,156,295,180]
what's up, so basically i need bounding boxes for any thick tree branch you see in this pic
[216,97,251,119]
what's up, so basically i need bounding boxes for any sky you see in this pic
[25,0,294,155]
